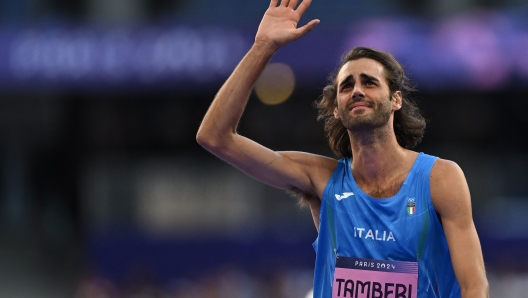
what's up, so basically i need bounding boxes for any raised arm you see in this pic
[196,0,334,198]
[430,159,489,298]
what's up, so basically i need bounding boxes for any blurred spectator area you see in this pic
[0,0,528,297]
[0,0,526,23]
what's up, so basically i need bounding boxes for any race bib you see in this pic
[332,256,418,298]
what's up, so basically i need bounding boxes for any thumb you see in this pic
[293,19,320,39]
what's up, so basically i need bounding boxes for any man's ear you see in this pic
[333,107,340,119]
[392,91,402,111]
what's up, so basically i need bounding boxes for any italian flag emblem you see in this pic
[407,198,416,215]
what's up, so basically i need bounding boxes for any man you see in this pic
[196,0,489,297]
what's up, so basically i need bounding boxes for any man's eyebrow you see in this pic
[338,73,380,88]
[360,73,380,82]
[338,75,353,88]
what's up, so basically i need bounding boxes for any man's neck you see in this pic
[349,127,411,182]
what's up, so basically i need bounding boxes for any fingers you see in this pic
[279,0,301,9]
[280,0,291,7]
[273,0,311,12]
[295,0,313,15]
[293,19,320,39]
[288,0,300,9]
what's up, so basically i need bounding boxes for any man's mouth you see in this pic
[348,102,371,110]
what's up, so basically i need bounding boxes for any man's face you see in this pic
[333,58,401,132]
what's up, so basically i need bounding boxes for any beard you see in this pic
[338,97,392,132]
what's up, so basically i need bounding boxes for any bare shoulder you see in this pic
[430,158,472,219]
[279,151,339,197]
[430,158,466,184]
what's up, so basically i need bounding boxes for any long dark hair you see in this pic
[315,47,426,157]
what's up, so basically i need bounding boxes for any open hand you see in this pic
[255,0,320,50]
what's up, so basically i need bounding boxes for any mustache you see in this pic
[346,99,374,110]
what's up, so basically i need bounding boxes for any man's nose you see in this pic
[351,88,365,99]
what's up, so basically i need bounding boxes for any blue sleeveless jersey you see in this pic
[313,153,460,297]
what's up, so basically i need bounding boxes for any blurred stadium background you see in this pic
[0,0,527,297]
